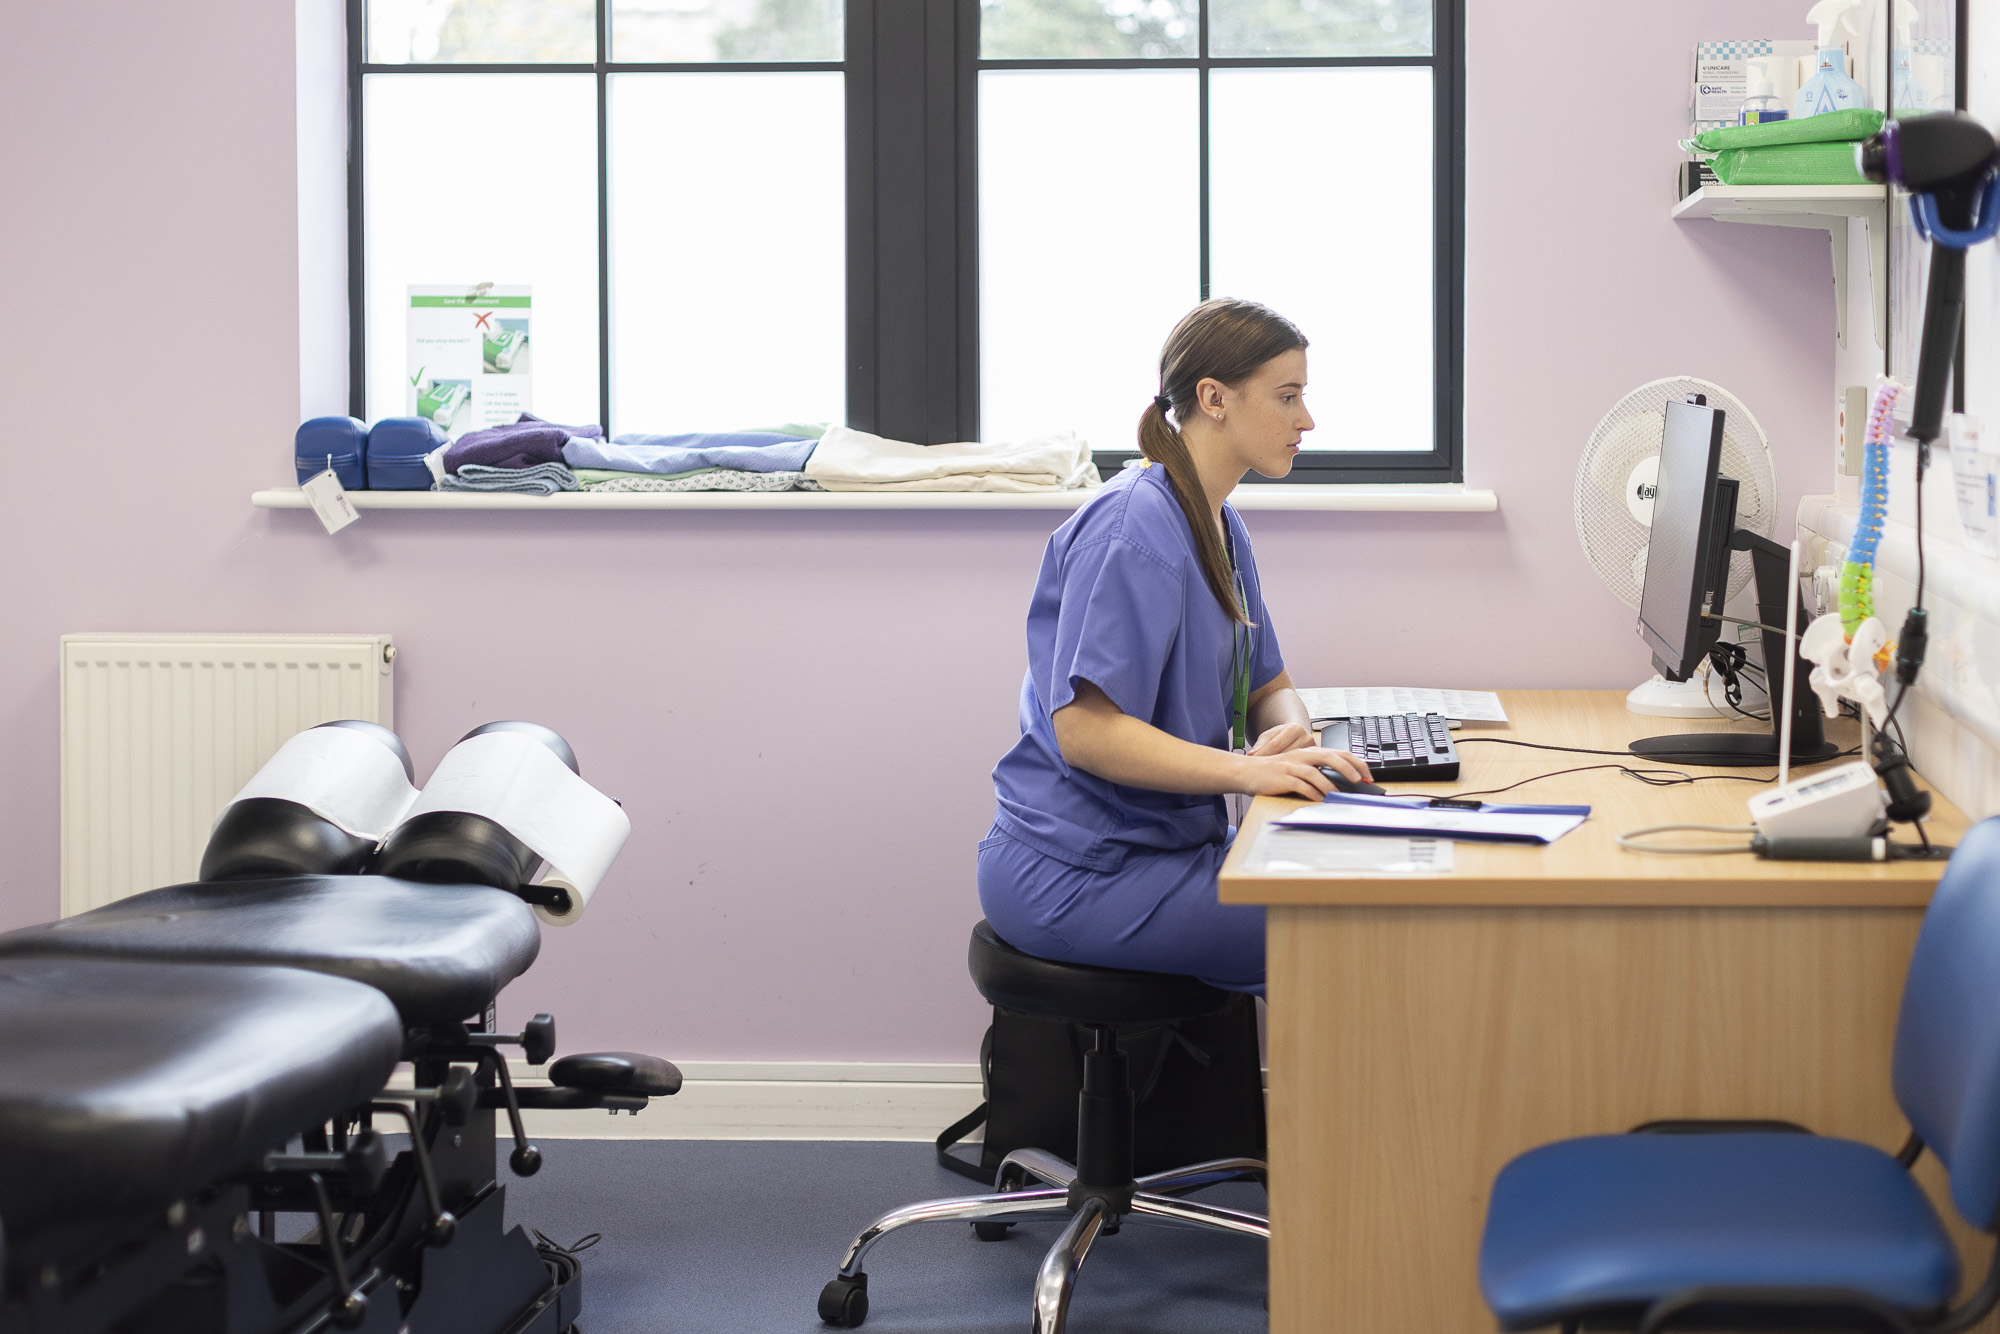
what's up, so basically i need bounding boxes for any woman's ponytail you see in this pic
[1139,397,1247,625]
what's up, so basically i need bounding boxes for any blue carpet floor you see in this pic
[504,1140,1268,1333]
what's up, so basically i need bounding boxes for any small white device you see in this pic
[1747,761,1886,840]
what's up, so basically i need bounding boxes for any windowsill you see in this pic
[250,484,1498,513]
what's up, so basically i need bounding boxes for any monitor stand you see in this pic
[1629,529,1842,769]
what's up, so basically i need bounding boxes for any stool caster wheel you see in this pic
[972,1220,1013,1241]
[818,1274,868,1327]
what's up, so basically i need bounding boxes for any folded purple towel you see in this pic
[444,414,604,472]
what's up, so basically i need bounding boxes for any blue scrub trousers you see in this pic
[976,828,1265,996]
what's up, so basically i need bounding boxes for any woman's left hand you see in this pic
[1247,723,1315,756]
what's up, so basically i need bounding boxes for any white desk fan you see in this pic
[1573,377,1779,718]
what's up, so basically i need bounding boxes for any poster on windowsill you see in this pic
[406,283,530,440]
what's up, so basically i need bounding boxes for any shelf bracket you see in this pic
[1685,196,1888,352]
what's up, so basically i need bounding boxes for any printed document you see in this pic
[1296,687,1508,723]
[1243,827,1452,876]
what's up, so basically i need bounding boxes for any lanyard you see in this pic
[1228,538,1250,751]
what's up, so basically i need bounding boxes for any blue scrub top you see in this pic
[991,461,1286,873]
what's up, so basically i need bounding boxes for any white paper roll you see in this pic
[224,725,420,841]
[404,731,630,927]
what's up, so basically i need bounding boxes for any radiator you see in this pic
[60,633,396,916]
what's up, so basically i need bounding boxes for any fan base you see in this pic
[1626,674,1729,719]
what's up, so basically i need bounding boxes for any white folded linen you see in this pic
[804,426,1100,492]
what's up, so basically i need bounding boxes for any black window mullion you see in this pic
[345,0,365,419]
[1197,1,1210,303]
[954,0,980,444]
[596,1,611,433]
[845,0,977,443]
[1434,0,1466,484]
[845,0,879,434]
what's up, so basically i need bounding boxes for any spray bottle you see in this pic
[1891,7,1931,113]
[1796,0,1869,117]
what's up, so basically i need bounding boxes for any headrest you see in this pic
[316,719,415,783]
[460,721,579,775]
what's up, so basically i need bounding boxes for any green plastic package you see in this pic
[1691,108,1885,153]
[1709,141,1871,186]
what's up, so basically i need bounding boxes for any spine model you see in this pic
[1839,379,1899,639]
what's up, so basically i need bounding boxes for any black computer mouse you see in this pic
[1322,768,1387,797]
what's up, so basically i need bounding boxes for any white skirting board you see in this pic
[480,1062,985,1142]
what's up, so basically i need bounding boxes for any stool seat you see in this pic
[968,920,1231,1025]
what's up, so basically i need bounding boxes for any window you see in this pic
[977,0,1458,479]
[352,0,845,433]
[348,0,1462,481]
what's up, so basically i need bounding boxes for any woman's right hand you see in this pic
[1229,747,1370,800]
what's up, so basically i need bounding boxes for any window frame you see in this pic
[344,0,1464,483]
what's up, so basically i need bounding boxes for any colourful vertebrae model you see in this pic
[1839,379,1899,636]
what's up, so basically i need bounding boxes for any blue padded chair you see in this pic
[1479,816,2000,1334]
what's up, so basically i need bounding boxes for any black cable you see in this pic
[1455,737,1649,758]
[1916,443,1929,612]
[1725,701,1774,724]
[1392,762,1781,803]
[1882,675,1912,736]
[1453,736,1856,762]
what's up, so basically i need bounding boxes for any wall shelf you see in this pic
[1671,183,1889,350]
[251,485,1499,514]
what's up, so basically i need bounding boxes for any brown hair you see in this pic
[1139,298,1307,624]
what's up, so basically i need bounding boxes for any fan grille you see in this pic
[1573,377,1776,612]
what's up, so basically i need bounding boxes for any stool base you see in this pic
[817,1151,1268,1333]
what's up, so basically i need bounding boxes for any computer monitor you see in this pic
[1628,396,1840,768]
[1636,399,1733,680]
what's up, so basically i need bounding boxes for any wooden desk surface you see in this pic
[1221,689,1971,909]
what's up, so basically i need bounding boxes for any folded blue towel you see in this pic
[437,462,579,496]
[563,431,815,475]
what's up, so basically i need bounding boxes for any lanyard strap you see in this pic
[1228,540,1250,751]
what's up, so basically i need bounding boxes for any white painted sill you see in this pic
[251,484,1498,513]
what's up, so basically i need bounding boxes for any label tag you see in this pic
[1947,416,1999,558]
[301,468,360,535]
[1695,58,1748,123]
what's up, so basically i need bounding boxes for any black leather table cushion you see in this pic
[968,920,1232,1024]
[0,957,401,1238]
[0,876,541,1026]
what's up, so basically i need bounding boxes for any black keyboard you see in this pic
[1319,712,1460,782]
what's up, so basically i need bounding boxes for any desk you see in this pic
[1219,690,1982,1334]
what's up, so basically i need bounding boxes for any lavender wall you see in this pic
[0,0,1834,1061]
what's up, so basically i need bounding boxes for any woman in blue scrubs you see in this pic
[979,299,1369,994]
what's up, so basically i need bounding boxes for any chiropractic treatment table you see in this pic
[0,720,673,1334]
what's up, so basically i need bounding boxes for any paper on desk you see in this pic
[1274,797,1586,845]
[1296,687,1508,723]
[1243,826,1453,876]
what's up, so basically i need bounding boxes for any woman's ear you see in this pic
[1195,376,1228,420]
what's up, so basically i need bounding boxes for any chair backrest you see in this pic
[1892,816,2000,1229]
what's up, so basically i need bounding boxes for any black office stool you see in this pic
[817,920,1268,1333]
